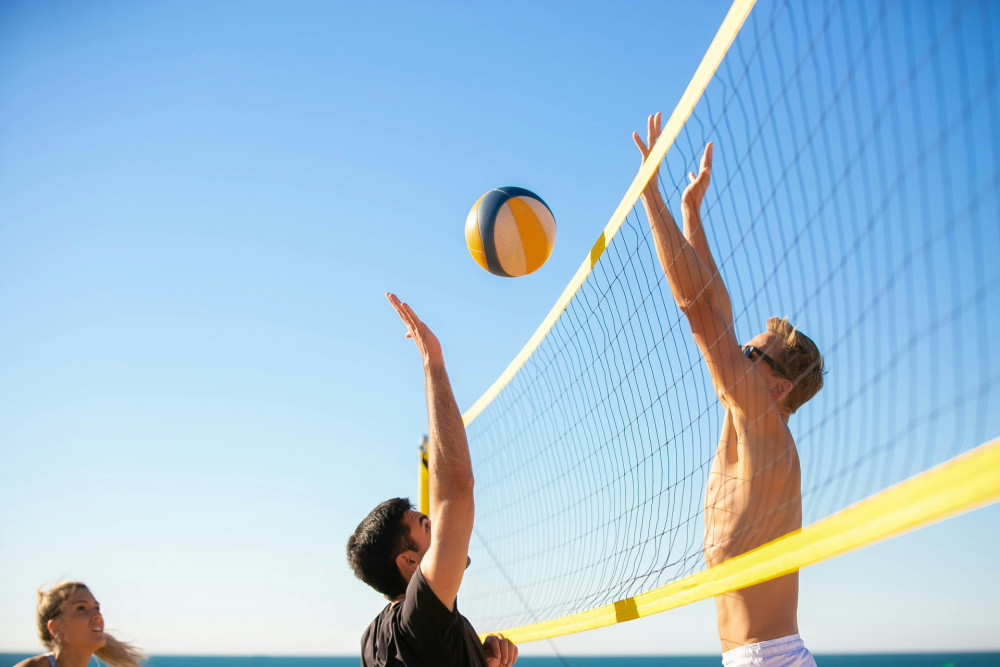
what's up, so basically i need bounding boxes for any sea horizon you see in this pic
[4,652,1000,666]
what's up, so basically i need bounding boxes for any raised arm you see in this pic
[632,115,758,415]
[681,141,735,331]
[635,113,735,329]
[387,293,473,611]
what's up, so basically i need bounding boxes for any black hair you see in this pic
[346,497,418,599]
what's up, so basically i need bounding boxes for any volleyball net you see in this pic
[456,0,1000,643]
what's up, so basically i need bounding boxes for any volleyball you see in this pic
[465,186,556,277]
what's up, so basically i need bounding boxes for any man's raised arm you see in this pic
[679,140,735,331]
[632,115,748,410]
[387,293,473,611]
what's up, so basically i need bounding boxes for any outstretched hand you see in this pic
[483,634,518,667]
[386,293,443,366]
[632,112,664,191]
[682,142,713,214]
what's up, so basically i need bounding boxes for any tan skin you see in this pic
[386,293,518,667]
[15,588,106,667]
[634,115,802,651]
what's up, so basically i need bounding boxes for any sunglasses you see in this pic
[742,344,789,379]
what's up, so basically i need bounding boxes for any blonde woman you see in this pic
[14,582,145,667]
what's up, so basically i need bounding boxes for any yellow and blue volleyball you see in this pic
[465,186,556,277]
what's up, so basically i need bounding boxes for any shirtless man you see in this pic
[346,294,518,667]
[633,113,825,666]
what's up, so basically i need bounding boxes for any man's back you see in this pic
[704,410,802,650]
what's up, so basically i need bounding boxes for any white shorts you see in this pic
[721,634,817,667]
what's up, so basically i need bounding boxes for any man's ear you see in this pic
[395,550,419,579]
[772,377,793,402]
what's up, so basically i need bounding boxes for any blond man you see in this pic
[634,113,825,666]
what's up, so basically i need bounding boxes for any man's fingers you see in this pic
[633,131,649,158]
[386,293,410,325]
[386,292,423,341]
[495,634,517,665]
[386,293,409,319]
[485,634,519,666]
[399,300,424,331]
[484,635,500,659]
[703,141,714,171]
[637,113,664,163]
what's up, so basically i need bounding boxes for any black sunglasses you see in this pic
[742,344,789,379]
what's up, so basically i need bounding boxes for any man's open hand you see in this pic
[386,293,443,367]
[633,112,664,197]
[682,142,713,215]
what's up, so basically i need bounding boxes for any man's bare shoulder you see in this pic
[728,389,788,437]
[711,346,784,426]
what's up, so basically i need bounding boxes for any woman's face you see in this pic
[49,587,106,652]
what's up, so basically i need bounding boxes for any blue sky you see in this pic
[1,0,998,658]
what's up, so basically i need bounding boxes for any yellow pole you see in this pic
[418,435,429,515]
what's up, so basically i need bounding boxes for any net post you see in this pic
[418,435,429,515]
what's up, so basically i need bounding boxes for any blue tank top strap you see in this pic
[46,654,57,667]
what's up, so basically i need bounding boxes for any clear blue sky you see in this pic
[1,0,998,658]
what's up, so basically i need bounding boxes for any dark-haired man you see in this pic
[347,293,518,667]
[634,114,825,667]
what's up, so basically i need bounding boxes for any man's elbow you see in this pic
[677,298,698,315]
[455,472,475,496]
[678,294,714,320]
[438,472,475,500]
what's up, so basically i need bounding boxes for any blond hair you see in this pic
[766,316,825,413]
[37,582,146,667]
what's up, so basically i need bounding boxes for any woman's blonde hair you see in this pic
[766,316,825,413]
[37,582,146,667]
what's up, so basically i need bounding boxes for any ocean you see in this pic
[3,654,999,666]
